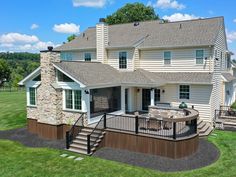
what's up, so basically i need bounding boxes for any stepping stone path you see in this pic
[60,154,83,161]
[75,157,83,161]
[67,156,76,159]
[60,154,68,157]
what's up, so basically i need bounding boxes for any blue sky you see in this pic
[0,0,236,56]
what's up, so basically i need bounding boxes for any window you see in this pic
[84,53,91,61]
[32,74,41,81]
[119,52,127,69]
[57,70,74,82]
[65,90,82,110]
[61,52,72,61]
[179,85,190,100]
[196,50,204,64]
[29,87,36,106]
[164,51,171,65]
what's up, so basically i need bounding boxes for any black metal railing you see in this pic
[87,114,105,154]
[66,113,85,149]
[215,108,236,120]
[104,109,198,140]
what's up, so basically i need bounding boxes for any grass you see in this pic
[0,91,26,130]
[0,90,236,176]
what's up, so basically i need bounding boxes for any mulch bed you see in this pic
[93,138,220,172]
[0,128,65,149]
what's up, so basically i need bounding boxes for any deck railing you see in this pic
[66,113,85,149]
[105,109,198,140]
[215,106,236,121]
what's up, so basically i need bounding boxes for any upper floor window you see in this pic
[29,87,36,106]
[164,51,171,65]
[57,70,74,82]
[119,52,127,69]
[64,90,82,111]
[196,50,204,64]
[84,53,91,61]
[179,85,190,100]
[61,52,72,61]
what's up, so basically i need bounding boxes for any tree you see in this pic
[67,34,77,42]
[0,59,11,86]
[105,3,159,25]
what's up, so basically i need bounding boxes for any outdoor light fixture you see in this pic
[84,90,89,94]
[162,89,165,93]
[137,88,140,92]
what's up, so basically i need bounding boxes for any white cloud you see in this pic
[226,30,236,43]
[31,24,39,30]
[163,13,200,22]
[0,33,39,44]
[53,23,80,34]
[149,0,185,10]
[0,32,59,53]
[233,19,236,23]
[72,0,108,8]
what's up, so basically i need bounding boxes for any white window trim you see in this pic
[63,89,83,112]
[163,51,172,65]
[119,51,128,70]
[178,84,191,100]
[27,87,37,107]
[195,49,205,65]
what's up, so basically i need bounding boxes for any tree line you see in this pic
[0,52,40,87]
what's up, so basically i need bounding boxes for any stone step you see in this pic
[73,138,102,145]
[197,121,205,129]
[199,126,213,137]
[68,147,92,155]
[70,143,87,150]
[224,121,236,126]
[199,124,209,134]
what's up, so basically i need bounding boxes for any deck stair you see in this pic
[68,127,105,155]
[197,120,213,137]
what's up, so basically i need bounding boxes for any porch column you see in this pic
[150,88,155,106]
[121,86,126,113]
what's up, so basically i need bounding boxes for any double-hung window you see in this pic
[29,87,36,106]
[84,53,91,61]
[65,90,82,111]
[196,50,204,64]
[119,52,127,69]
[164,51,171,65]
[60,52,72,61]
[179,85,190,100]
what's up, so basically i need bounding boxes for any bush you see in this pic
[230,101,236,109]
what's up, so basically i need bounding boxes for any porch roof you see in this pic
[221,72,236,82]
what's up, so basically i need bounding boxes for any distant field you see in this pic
[0,91,26,130]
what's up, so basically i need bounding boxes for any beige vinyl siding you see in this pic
[214,26,227,71]
[107,49,134,71]
[161,84,212,121]
[61,50,96,61]
[139,48,213,72]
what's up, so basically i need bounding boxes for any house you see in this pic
[19,17,235,157]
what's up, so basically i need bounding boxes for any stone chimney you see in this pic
[37,46,62,126]
[96,18,108,63]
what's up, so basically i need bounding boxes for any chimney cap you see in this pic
[48,46,53,51]
[99,18,106,23]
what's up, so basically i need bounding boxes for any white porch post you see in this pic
[82,88,90,124]
[150,88,155,106]
[121,86,126,113]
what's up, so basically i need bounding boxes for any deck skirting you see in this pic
[100,130,199,159]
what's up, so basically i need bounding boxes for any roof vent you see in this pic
[134,22,139,26]
[179,23,182,29]
[99,18,106,23]
[48,46,53,51]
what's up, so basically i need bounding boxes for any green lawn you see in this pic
[0,91,26,130]
[0,91,236,177]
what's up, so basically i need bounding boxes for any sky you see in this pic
[0,0,236,56]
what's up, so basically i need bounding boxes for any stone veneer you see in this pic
[27,50,88,129]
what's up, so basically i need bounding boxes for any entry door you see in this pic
[142,89,151,110]
[125,88,129,111]
[155,89,161,104]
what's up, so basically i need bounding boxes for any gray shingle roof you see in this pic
[222,73,236,82]
[55,17,224,51]
[53,62,213,87]
[53,61,121,87]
